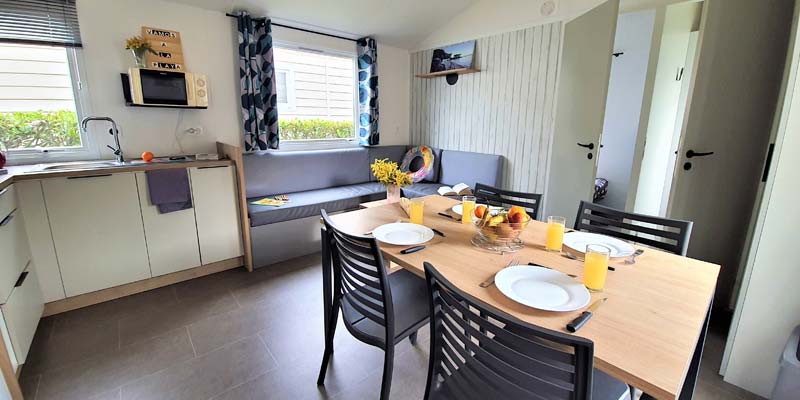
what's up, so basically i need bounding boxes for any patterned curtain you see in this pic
[357,37,379,146]
[236,12,279,151]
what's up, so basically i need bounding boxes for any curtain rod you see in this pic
[225,13,358,43]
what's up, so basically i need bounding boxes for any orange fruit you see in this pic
[141,151,154,162]
[474,205,488,219]
[508,206,525,218]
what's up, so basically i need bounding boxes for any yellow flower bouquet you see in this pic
[371,158,411,203]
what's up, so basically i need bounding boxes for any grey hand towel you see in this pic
[145,168,193,214]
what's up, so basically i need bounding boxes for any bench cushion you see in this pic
[438,150,503,188]
[402,183,442,198]
[243,148,370,198]
[248,182,385,227]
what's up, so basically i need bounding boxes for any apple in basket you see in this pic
[473,205,531,243]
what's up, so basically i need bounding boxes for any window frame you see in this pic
[271,40,360,151]
[3,46,97,165]
[275,67,297,112]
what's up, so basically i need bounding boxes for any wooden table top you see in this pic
[329,195,719,400]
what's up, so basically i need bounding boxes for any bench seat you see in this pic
[402,183,442,198]
[248,182,386,227]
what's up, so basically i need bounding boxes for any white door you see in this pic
[189,166,243,265]
[545,0,618,226]
[1,263,44,365]
[135,171,202,277]
[43,173,151,296]
[666,0,793,307]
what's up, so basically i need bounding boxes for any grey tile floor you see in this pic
[19,253,762,400]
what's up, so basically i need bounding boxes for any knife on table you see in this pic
[566,298,607,333]
[400,245,426,254]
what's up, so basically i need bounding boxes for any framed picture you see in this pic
[430,40,476,73]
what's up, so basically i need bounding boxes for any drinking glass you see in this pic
[409,197,425,224]
[584,244,610,292]
[461,196,476,224]
[545,216,566,252]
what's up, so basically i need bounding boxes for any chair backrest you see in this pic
[321,209,393,346]
[423,262,594,400]
[474,183,543,220]
[574,200,693,256]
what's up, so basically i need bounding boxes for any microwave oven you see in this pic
[123,68,208,108]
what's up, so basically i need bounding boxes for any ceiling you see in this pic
[164,0,479,49]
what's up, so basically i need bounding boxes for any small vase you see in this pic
[131,48,147,68]
[386,184,401,203]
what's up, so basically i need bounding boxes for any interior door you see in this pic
[666,0,794,307]
[545,0,618,226]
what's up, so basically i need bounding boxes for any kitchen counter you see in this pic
[0,158,234,191]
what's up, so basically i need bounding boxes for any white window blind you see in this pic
[0,0,82,48]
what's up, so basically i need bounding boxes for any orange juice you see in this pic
[461,196,476,224]
[410,198,424,224]
[545,216,566,251]
[584,245,610,291]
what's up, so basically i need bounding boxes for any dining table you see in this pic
[320,195,719,400]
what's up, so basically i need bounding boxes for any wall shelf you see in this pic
[415,68,480,79]
[124,103,208,110]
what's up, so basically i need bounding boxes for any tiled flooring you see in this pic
[19,253,762,400]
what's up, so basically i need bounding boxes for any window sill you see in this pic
[277,139,361,152]
[4,148,100,166]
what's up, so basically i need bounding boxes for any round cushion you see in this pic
[400,146,435,183]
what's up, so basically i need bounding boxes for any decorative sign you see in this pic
[141,26,185,71]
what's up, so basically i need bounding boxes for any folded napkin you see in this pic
[145,168,193,214]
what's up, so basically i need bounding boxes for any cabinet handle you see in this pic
[197,165,228,170]
[67,174,113,180]
[0,209,15,227]
[0,186,8,198]
[14,271,28,288]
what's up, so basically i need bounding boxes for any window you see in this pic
[0,43,88,157]
[273,45,356,143]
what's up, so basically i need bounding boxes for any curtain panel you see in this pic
[357,37,379,146]
[236,13,279,151]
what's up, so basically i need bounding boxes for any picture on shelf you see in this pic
[430,40,476,73]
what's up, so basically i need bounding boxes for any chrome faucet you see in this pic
[81,116,124,163]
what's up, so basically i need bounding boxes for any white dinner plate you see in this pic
[450,204,503,216]
[562,231,635,258]
[494,265,590,312]
[372,223,434,246]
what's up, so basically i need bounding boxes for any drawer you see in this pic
[0,184,15,223]
[2,263,44,365]
[0,208,31,302]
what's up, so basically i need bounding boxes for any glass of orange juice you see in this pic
[410,197,425,224]
[584,244,610,292]
[545,216,566,252]
[461,196,476,224]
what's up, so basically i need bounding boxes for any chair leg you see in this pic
[379,346,394,400]
[317,299,340,385]
[409,330,418,345]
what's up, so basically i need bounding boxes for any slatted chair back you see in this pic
[423,262,594,400]
[474,183,543,220]
[574,201,693,256]
[321,209,393,346]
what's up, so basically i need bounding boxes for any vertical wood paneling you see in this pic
[410,22,563,195]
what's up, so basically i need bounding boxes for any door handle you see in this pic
[577,142,595,150]
[67,174,113,179]
[686,150,714,158]
[0,209,15,227]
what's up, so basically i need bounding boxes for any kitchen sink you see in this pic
[39,161,123,171]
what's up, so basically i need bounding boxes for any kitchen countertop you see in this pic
[0,158,234,191]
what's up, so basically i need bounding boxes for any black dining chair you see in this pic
[318,209,429,400]
[574,200,693,256]
[474,183,543,220]
[422,262,631,400]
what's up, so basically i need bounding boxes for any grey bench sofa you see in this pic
[243,145,503,267]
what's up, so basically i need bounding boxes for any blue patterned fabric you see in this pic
[236,13,279,151]
[356,37,379,146]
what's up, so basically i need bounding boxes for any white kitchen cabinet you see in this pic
[42,173,151,297]
[134,171,201,277]
[189,166,243,264]
[0,185,30,303]
[16,180,66,302]
[1,263,44,365]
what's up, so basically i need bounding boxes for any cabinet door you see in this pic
[135,172,201,276]
[2,263,44,365]
[0,207,30,303]
[189,166,243,264]
[42,173,151,297]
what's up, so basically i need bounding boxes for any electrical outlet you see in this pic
[185,126,203,136]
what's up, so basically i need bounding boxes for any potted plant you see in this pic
[125,35,155,68]
[370,158,411,203]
